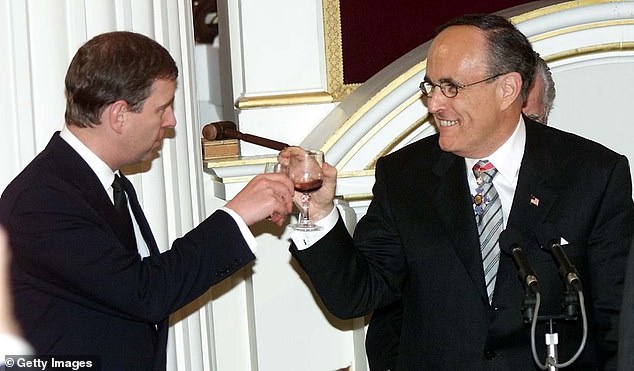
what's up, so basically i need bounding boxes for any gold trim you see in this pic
[366,116,433,170]
[509,0,617,24]
[528,19,634,43]
[334,93,425,171]
[219,175,256,184]
[322,0,359,100]
[338,169,376,178]
[341,193,374,203]
[236,91,334,109]
[321,60,426,156]
[547,41,634,62]
[204,155,277,169]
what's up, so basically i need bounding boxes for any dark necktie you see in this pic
[117,174,161,256]
[112,174,136,249]
[472,160,503,304]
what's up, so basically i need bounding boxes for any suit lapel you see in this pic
[48,134,120,227]
[47,133,141,253]
[432,151,489,302]
[507,121,559,244]
[495,120,559,299]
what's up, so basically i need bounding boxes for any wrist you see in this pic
[310,202,335,222]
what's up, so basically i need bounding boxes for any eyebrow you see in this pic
[423,75,460,85]
[157,97,175,111]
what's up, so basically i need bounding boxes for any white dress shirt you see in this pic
[0,333,34,364]
[465,116,525,228]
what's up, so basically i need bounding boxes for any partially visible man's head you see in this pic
[64,31,178,128]
[523,53,556,124]
[422,14,536,158]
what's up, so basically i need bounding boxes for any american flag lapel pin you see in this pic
[530,195,540,207]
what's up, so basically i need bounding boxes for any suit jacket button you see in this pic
[484,349,496,360]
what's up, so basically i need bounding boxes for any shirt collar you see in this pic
[59,125,118,193]
[465,115,526,181]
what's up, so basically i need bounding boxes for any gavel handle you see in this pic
[227,129,290,151]
[202,121,290,151]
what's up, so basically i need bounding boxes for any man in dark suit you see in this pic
[281,14,634,370]
[365,49,560,371]
[0,31,294,370]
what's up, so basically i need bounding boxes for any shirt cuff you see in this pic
[291,204,340,250]
[0,333,34,361]
[219,207,257,253]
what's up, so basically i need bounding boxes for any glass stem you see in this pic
[299,192,311,225]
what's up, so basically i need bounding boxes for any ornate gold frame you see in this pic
[234,0,354,110]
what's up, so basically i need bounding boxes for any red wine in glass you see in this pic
[294,179,323,193]
[288,148,324,231]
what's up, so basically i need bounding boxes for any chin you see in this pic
[437,138,453,152]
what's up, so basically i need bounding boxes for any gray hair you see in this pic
[535,53,556,121]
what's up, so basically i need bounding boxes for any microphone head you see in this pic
[499,228,526,255]
[535,224,561,251]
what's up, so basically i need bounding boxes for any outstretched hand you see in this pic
[225,172,295,226]
[278,147,337,222]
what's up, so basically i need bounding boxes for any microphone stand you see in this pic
[525,286,582,370]
[545,320,558,371]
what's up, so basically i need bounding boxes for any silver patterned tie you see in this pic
[473,160,503,304]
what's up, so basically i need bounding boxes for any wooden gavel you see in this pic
[202,121,290,151]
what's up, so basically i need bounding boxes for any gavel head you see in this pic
[202,121,237,140]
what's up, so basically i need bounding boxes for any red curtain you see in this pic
[340,0,533,84]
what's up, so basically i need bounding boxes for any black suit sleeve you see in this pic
[7,183,254,323]
[290,157,407,319]
[619,238,634,371]
[589,155,634,369]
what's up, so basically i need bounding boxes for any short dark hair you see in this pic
[64,31,179,128]
[437,14,536,100]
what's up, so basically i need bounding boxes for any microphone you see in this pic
[537,228,582,292]
[500,229,540,293]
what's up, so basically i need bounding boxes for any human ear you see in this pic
[499,72,522,110]
[108,100,128,134]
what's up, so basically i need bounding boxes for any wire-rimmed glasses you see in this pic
[419,73,505,98]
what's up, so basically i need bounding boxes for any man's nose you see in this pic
[425,90,446,114]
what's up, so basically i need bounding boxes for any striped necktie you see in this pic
[473,160,503,304]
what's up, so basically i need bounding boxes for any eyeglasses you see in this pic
[419,73,505,98]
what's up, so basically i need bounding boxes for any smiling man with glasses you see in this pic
[283,13,634,371]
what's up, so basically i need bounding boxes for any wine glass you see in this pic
[287,149,324,231]
[264,162,283,174]
[264,162,286,222]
